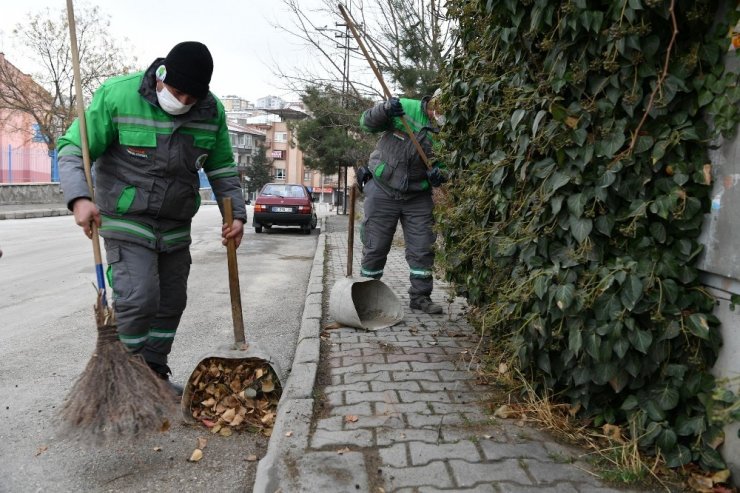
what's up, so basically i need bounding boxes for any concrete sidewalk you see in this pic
[254,214,642,493]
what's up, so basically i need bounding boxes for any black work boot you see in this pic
[410,296,443,314]
[148,362,183,396]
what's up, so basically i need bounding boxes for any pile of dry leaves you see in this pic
[185,358,281,436]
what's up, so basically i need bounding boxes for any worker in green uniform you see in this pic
[58,41,246,394]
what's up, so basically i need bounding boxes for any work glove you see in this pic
[383,97,405,117]
[356,166,372,192]
[426,166,447,187]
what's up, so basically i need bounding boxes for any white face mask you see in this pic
[433,111,446,126]
[157,85,194,115]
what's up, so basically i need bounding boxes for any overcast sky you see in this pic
[0,0,334,102]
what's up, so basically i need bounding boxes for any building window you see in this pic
[275,168,286,180]
[271,150,285,160]
[303,171,311,182]
[274,132,287,143]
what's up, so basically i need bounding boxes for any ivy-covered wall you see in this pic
[438,0,739,471]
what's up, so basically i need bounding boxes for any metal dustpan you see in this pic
[327,185,403,331]
[181,198,282,423]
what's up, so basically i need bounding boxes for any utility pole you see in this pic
[317,13,356,216]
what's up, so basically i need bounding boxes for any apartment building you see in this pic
[0,53,53,183]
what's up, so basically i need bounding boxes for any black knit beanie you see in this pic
[163,41,213,99]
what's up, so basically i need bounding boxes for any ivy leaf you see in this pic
[511,109,526,131]
[593,362,617,385]
[567,193,585,217]
[641,34,661,58]
[700,447,727,470]
[595,130,626,158]
[537,352,552,374]
[555,283,576,310]
[698,89,713,107]
[687,313,710,340]
[613,338,629,358]
[619,275,644,310]
[649,222,666,243]
[639,421,663,447]
[634,135,654,154]
[549,103,567,121]
[609,370,629,393]
[585,333,600,360]
[675,415,706,436]
[544,172,570,197]
[569,326,583,354]
[628,329,652,354]
[534,275,549,299]
[532,109,547,137]
[664,445,692,467]
[652,140,670,161]
[569,216,593,244]
[657,428,677,452]
[621,395,639,411]
[652,385,680,410]
[642,400,666,421]
[594,215,615,236]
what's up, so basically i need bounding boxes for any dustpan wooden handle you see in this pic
[223,198,246,345]
[347,184,356,277]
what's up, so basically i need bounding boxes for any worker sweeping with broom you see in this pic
[57,40,247,400]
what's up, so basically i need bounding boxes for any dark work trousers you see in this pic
[104,238,191,375]
[360,179,436,299]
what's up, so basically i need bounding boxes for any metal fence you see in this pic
[0,146,58,183]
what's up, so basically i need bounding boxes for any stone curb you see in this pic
[0,207,71,220]
[253,217,327,493]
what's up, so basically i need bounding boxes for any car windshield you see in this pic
[261,185,306,198]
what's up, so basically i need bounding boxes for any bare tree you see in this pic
[274,0,455,100]
[0,4,135,149]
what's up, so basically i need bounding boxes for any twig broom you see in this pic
[58,0,176,443]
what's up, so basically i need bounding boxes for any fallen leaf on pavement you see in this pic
[345,415,359,423]
[188,449,203,462]
[196,437,208,450]
[35,446,48,456]
[153,446,162,452]
[246,454,258,462]
[337,447,351,455]
[323,322,342,330]
[493,404,515,419]
[219,427,233,437]
[285,431,293,437]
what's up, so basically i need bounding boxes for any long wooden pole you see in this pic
[338,3,432,170]
[66,0,107,306]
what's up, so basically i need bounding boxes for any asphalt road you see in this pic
[0,204,319,493]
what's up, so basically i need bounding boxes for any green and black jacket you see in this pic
[57,59,246,250]
[359,97,439,198]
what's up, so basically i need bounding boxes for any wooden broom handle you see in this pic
[347,184,356,276]
[223,198,246,346]
[338,3,432,170]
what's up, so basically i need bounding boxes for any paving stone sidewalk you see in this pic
[254,214,645,493]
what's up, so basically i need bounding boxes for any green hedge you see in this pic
[438,0,739,469]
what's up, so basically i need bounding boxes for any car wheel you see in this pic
[311,214,318,229]
[255,226,262,233]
